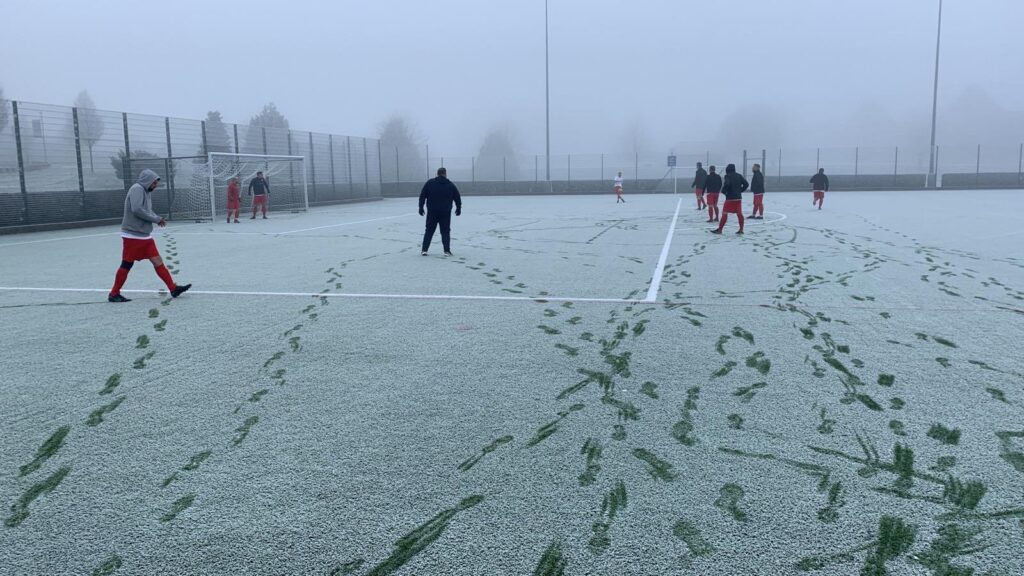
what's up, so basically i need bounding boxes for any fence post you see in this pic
[894,146,899,180]
[1018,143,1022,186]
[200,120,208,156]
[634,152,638,189]
[935,146,940,188]
[346,136,354,197]
[377,140,383,197]
[12,101,29,222]
[328,134,337,197]
[600,153,604,181]
[308,132,317,202]
[394,145,400,186]
[535,155,538,183]
[472,156,475,183]
[503,156,507,183]
[425,144,430,178]
[233,124,240,154]
[122,112,131,192]
[816,147,820,171]
[261,127,268,155]
[761,149,766,175]
[164,117,176,218]
[975,144,981,188]
[363,137,370,198]
[777,148,782,185]
[854,146,859,188]
[72,107,85,208]
[567,154,570,183]
[742,149,748,175]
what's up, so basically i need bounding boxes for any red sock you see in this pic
[111,267,130,296]
[717,213,728,231]
[155,264,176,292]
[737,213,745,231]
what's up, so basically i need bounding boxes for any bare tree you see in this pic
[476,126,520,181]
[378,115,424,182]
[74,90,105,173]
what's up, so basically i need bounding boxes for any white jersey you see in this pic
[614,176,623,189]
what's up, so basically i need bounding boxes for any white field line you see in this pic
[0,286,646,305]
[276,213,417,235]
[645,198,683,302]
[0,221,208,248]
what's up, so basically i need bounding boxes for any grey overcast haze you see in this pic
[2,0,1023,155]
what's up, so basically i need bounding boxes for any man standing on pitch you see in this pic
[226,177,241,223]
[703,165,722,222]
[712,163,748,234]
[248,170,270,219]
[419,167,462,256]
[614,171,625,203]
[691,162,707,211]
[108,169,191,302]
[810,168,829,210]
[749,163,765,219]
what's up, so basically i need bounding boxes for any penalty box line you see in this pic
[0,286,651,305]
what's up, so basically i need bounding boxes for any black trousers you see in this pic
[422,209,452,252]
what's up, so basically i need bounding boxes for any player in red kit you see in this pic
[703,165,722,222]
[226,177,241,223]
[711,163,748,234]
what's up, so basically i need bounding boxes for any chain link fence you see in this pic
[379,144,1024,197]
[0,100,382,231]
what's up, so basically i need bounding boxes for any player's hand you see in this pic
[158,218,167,227]
[419,208,425,216]
[455,208,461,216]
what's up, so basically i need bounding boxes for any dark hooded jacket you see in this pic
[721,166,749,200]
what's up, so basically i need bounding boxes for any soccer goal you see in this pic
[175,152,309,222]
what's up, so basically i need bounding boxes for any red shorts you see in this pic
[706,192,720,205]
[614,186,623,194]
[227,198,240,210]
[813,190,825,199]
[722,199,743,214]
[253,194,268,206]
[695,188,704,196]
[122,237,160,262]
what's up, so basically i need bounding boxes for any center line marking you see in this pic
[645,198,683,303]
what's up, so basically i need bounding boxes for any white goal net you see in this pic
[174,153,308,222]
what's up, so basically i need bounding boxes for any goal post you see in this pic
[171,152,309,222]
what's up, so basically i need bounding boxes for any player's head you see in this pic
[818,168,825,174]
[138,169,161,192]
[437,167,447,177]
[696,162,702,168]
[617,171,622,177]
[257,171,264,177]
[709,165,716,173]
[725,164,736,174]
[752,163,761,172]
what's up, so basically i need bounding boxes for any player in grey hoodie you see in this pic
[108,169,191,302]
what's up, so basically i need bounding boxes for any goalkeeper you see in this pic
[248,171,270,219]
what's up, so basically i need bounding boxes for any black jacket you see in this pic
[692,167,707,189]
[419,176,462,212]
[704,172,722,193]
[810,173,829,191]
[750,171,765,194]
[248,176,269,195]
[721,173,749,200]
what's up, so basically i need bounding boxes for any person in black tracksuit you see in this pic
[419,167,462,256]
[810,168,829,210]
[712,163,749,234]
[749,163,765,219]
[703,166,723,222]
[691,162,708,210]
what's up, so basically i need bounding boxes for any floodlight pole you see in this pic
[927,0,943,188]
[545,0,551,192]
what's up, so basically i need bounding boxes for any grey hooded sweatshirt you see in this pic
[122,169,163,238]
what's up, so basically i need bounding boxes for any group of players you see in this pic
[614,163,831,235]
[224,171,272,223]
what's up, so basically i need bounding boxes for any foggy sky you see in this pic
[2,0,1022,156]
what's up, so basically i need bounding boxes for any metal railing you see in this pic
[0,100,382,229]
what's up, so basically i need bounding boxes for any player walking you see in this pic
[703,165,722,222]
[108,169,191,302]
[419,167,462,256]
[691,162,707,210]
[810,168,829,210]
[711,164,748,234]
[226,177,241,223]
[749,163,765,219]
[248,171,270,219]
[614,171,625,203]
